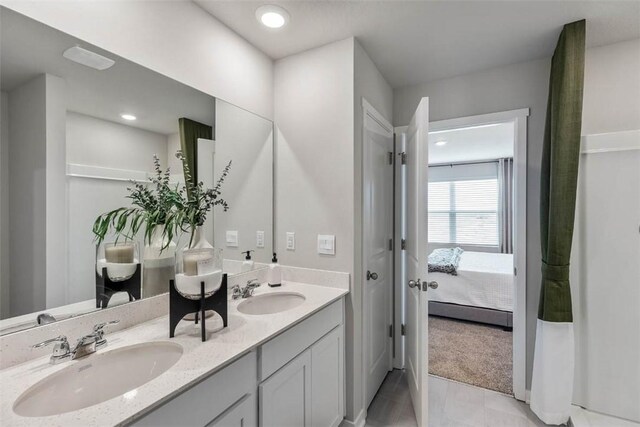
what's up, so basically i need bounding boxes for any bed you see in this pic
[428,251,514,329]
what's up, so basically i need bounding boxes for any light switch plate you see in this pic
[256,231,265,248]
[317,234,335,255]
[226,230,238,247]
[286,232,295,251]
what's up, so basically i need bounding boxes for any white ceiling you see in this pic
[195,0,640,88]
[1,7,215,135]
[428,122,514,164]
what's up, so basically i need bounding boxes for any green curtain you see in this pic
[178,118,213,188]
[538,19,586,323]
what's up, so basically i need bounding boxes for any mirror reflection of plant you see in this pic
[175,151,232,248]
[93,152,232,252]
[93,155,183,250]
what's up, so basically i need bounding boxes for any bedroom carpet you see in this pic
[428,316,513,395]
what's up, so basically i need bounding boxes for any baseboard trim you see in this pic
[340,408,366,427]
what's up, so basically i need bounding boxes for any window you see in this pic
[428,178,499,246]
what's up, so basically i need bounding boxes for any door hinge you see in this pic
[388,151,393,165]
[401,324,406,336]
[389,325,393,338]
[399,152,407,164]
[388,238,393,251]
[514,267,517,276]
[401,239,407,250]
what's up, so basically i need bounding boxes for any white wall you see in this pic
[571,38,640,422]
[44,74,68,310]
[211,100,273,263]
[7,75,48,317]
[582,39,640,135]
[275,37,393,424]
[66,112,169,169]
[66,112,170,304]
[0,0,274,120]
[0,92,9,318]
[274,38,355,273]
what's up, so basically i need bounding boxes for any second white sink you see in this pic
[237,292,306,315]
[13,341,183,417]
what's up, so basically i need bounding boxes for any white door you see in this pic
[311,326,345,427]
[363,99,394,407]
[405,98,431,426]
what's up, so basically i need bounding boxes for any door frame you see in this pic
[361,98,394,410]
[395,108,529,401]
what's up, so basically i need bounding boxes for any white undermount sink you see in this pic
[13,341,183,417]
[237,292,306,315]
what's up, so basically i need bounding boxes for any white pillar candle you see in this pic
[183,250,215,276]
[105,243,135,263]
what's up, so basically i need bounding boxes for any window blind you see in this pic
[428,165,500,246]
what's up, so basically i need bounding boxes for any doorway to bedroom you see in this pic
[425,110,527,398]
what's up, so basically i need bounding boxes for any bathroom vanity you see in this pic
[0,280,347,426]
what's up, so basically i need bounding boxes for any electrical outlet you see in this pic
[256,231,265,248]
[286,232,295,251]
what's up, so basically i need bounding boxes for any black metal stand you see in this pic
[95,264,141,309]
[169,274,228,342]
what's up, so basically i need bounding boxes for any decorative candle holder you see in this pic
[169,274,228,342]
[95,264,141,309]
[96,241,140,282]
[174,247,223,298]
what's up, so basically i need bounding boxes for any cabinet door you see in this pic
[311,326,344,427]
[259,349,312,427]
[208,394,256,427]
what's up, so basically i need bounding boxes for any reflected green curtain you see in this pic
[178,118,213,189]
[538,19,585,323]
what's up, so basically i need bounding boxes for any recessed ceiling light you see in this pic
[121,114,137,121]
[435,140,448,146]
[256,5,289,29]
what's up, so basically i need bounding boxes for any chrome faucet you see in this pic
[32,320,119,365]
[231,279,261,300]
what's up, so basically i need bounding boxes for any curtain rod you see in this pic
[428,158,512,168]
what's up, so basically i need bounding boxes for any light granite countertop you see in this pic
[0,281,348,426]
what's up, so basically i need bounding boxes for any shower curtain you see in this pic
[178,117,213,190]
[530,19,585,425]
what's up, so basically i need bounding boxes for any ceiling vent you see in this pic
[63,46,115,71]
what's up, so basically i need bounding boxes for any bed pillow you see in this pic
[428,247,464,275]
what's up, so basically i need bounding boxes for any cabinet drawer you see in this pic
[132,351,257,427]
[259,299,343,381]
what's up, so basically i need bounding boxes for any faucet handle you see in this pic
[33,335,68,349]
[93,320,119,333]
[93,320,119,347]
[246,279,260,288]
[33,335,70,358]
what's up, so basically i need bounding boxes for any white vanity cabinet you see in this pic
[130,298,344,427]
[258,300,345,427]
[132,351,258,427]
[259,326,345,427]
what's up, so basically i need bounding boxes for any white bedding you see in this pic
[428,251,514,312]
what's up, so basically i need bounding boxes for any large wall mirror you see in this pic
[0,7,274,334]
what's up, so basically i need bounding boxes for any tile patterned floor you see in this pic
[365,370,553,427]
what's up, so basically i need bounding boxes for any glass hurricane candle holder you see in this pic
[174,247,223,300]
[96,241,139,282]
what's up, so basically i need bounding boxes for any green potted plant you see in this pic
[93,152,232,298]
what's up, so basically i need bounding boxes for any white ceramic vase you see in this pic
[142,228,176,298]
